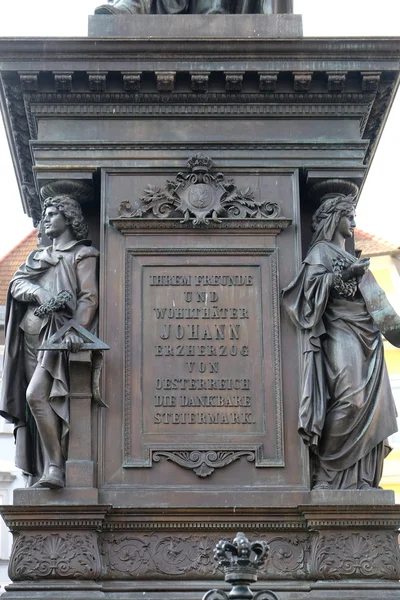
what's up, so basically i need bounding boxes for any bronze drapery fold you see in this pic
[148,0,293,13]
[282,240,398,489]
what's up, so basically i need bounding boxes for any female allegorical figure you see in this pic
[282,195,398,490]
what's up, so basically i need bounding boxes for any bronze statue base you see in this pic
[1,503,400,600]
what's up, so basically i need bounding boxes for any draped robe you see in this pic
[282,241,398,489]
[0,240,99,477]
[150,0,293,14]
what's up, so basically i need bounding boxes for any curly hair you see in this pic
[42,195,89,241]
[310,194,356,247]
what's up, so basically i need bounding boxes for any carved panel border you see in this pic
[99,531,310,581]
[9,531,102,581]
[310,531,400,580]
[32,141,369,152]
[29,100,371,120]
[112,219,291,233]
[123,247,284,471]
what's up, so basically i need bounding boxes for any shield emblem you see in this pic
[179,183,222,223]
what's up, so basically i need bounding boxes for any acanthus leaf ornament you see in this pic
[9,532,101,581]
[118,154,280,227]
[152,450,255,478]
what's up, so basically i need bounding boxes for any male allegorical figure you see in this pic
[95,0,293,15]
[0,196,99,489]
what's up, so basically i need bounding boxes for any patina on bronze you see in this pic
[0,196,99,490]
[95,0,293,15]
[282,195,399,490]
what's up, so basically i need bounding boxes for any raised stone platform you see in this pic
[88,14,303,38]
[1,504,399,600]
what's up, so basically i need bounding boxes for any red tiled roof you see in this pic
[354,228,400,257]
[0,230,38,305]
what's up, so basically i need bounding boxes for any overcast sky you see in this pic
[0,0,399,258]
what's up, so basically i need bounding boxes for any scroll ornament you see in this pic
[118,154,280,226]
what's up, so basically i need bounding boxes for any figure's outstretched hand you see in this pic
[342,258,370,281]
[64,333,84,353]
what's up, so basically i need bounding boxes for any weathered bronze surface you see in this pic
[0,12,400,600]
[0,197,99,490]
[95,0,293,15]
[282,195,399,490]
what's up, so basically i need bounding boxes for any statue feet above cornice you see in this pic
[95,0,145,15]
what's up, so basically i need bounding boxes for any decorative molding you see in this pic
[258,72,278,92]
[31,141,369,153]
[114,248,276,255]
[0,37,399,62]
[123,249,134,466]
[363,79,396,163]
[327,71,347,92]
[155,71,176,92]
[5,519,106,531]
[122,71,141,92]
[293,72,313,92]
[28,100,370,121]
[88,72,107,92]
[9,532,102,581]
[53,72,73,93]
[100,533,219,578]
[102,521,307,532]
[361,71,381,92]
[23,93,38,139]
[26,90,375,104]
[270,251,284,464]
[190,71,210,93]
[117,154,283,226]
[262,535,310,579]
[99,532,308,580]
[152,450,255,477]
[310,532,400,580]
[1,78,41,224]
[122,245,285,469]
[19,72,38,92]
[225,72,244,93]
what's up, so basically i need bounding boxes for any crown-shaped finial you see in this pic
[214,532,269,575]
[187,153,214,173]
[203,533,275,600]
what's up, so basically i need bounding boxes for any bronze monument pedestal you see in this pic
[0,13,400,600]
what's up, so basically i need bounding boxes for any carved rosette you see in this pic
[118,154,281,226]
[9,531,102,581]
[310,531,400,580]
